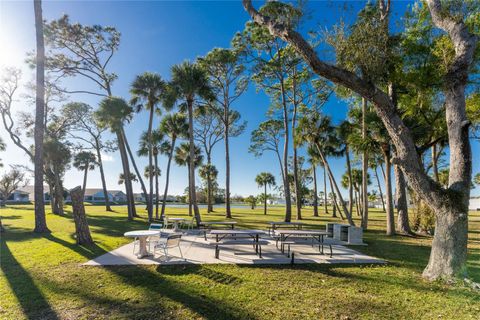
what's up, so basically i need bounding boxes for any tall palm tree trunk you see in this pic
[187,99,201,225]
[52,170,64,215]
[383,146,395,236]
[291,69,301,220]
[82,164,89,197]
[316,144,354,225]
[374,165,386,212]
[117,131,134,220]
[224,108,232,218]
[345,145,354,218]
[124,129,150,218]
[280,82,292,222]
[355,189,361,217]
[361,98,369,230]
[33,0,49,233]
[312,165,318,217]
[263,184,267,215]
[95,141,112,211]
[154,153,159,219]
[161,138,176,219]
[293,147,302,219]
[323,166,328,214]
[206,154,213,213]
[147,108,154,220]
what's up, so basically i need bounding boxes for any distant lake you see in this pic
[115,203,252,210]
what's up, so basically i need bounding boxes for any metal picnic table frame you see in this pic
[274,229,332,257]
[209,229,266,258]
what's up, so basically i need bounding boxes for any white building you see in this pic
[2,190,30,203]
[83,189,127,203]
[469,197,480,211]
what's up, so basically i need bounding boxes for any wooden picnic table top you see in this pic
[274,229,328,236]
[268,221,306,226]
[209,229,265,235]
[200,221,237,225]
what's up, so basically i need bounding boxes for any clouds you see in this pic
[101,153,115,162]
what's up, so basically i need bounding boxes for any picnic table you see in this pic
[199,221,237,240]
[124,230,159,258]
[208,229,267,258]
[199,221,237,229]
[267,221,305,235]
[274,229,332,257]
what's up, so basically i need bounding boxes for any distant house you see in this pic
[82,189,127,203]
[83,188,112,202]
[134,193,145,202]
[2,190,30,203]
[470,197,480,211]
[165,195,178,202]
[18,185,50,202]
[111,190,127,202]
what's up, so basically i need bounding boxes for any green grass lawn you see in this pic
[1,204,479,320]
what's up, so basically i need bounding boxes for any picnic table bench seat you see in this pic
[208,239,270,258]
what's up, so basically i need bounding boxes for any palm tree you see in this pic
[174,142,203,217]
[295,112,355,226]
[94,96,136,220]
[138,129,165,220]
[199,164,219,211]
[144,165,161,218]
[307,146,320,217]
[337,120,354,218]
[73,151,97,196]
[33,0,49,232]
[164,62,214,225]
[130,72,167,220]
[159,113,188,218]
[255,172,276,215]
[474,173,480,186]
[118,173,138,185]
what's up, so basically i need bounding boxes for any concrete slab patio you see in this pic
[83,231,384,266]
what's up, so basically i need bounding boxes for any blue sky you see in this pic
[0,0,479,197]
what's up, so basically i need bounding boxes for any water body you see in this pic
[115,203,251,210]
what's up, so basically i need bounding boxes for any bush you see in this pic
[413,201,435,235]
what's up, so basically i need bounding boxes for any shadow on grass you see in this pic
[110,265,257,320]
[157,264,243,286]
[0,242,59,320]
[37,264,257,320]
[44,234,107,260]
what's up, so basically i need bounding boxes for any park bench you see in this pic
[208,239,270,258]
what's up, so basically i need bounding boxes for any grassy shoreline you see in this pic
[1,205,479,319]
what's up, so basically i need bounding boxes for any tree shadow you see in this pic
[157,264,243,286]
[0,241,59,320]
[43,233,108,261]
[107,265,257,320]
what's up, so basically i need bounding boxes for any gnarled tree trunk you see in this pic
[70,186,94,245]
[394,163,411,234]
